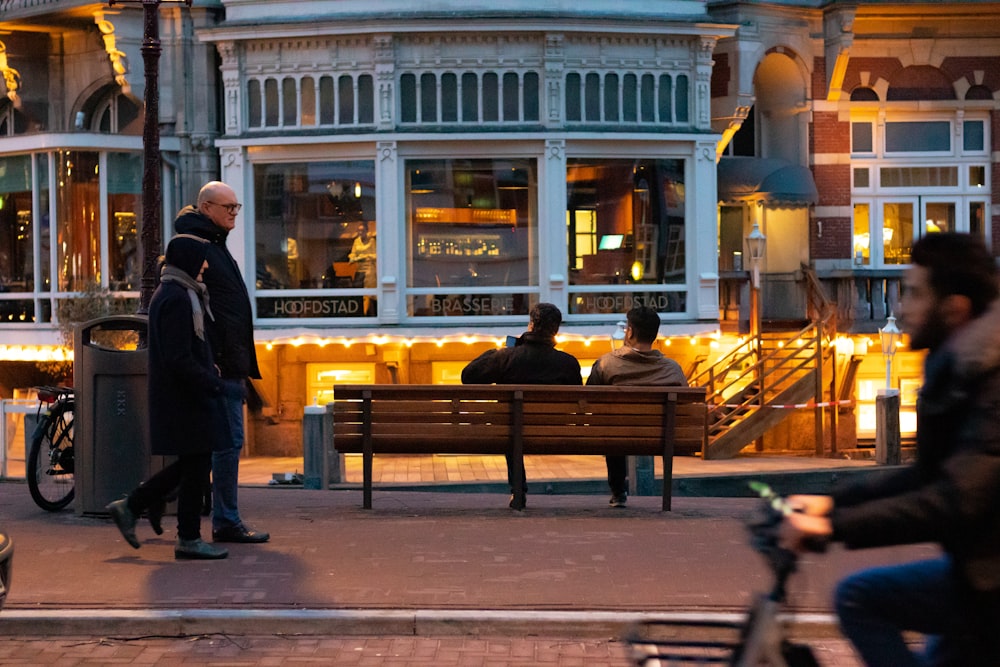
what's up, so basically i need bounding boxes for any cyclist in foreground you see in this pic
[781,232,1000,666]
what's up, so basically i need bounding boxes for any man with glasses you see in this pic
[174,181,269,545]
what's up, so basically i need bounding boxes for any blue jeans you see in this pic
[836,557,994,666]
[212,392,245,531]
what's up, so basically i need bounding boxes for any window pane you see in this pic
[282,78,297,126]
[923,202,954,234]
[853,203,870,266]
[247,79,262,127]
[319,77,335,125]
[264,79,279,127]
[883,202,913,265]
[441,73,458,122]
[300,78,316,127]
[658,75,672,122]
[400,74,417,123]
[461,73,478,122]
[107,152,141,291]
[56,151,101,290]
[523,72,539,121]
[970,165,986,187]
[885,121,950,152]
[566,158,686,287]
[358,75,374,124]
[880,167,957,188]
[502,72,519,122]
[851,123,873,153]
[420,73,437,123]
[970,201,986,239]
[38,153,50,294]
[253,161,377,316]
[640,74,655,122]
[482,73,499,122]
[584,73,600,121]
[0,154,35,295]
[622,74,637,122]
[604,73,619,122]
[565,73,581,122]
[406,158,538,309]
[675,75,689,123]
[338,75,354,125]
[853,167,870,189]
[964,120,985,152]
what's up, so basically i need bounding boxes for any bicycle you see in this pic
[627,482,823,666]
[26,385,75,511]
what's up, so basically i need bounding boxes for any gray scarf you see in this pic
[160,265,214,340]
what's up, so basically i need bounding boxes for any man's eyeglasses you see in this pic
[206,201,242,215]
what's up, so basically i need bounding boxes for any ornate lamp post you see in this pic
[745,221,766,339]
[876,314,903,465]
[108,0,193,314]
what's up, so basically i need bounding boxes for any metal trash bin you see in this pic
[74,315,164,516]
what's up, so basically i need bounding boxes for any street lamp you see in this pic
[745,221,766,338]
[610,321,627,350]
[878,314,902,390]
[876,314,903,465]
[108,0,193,315]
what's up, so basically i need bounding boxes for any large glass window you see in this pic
[107,153,142,291]
[56,151,101,291]
[0,155,35,297]
[566,159,687,316]
[253,161,377,318]
[406,158,537,318]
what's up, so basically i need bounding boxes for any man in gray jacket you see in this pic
[587,306,687,507]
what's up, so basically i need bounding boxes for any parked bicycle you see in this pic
[27,386,75,511]
[627,482,823,666]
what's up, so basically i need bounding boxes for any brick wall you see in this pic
[811,56,826,100]
[811,111,849,155]
[813,163,850,208]
[842,57,902,92]
[811,216,851,260]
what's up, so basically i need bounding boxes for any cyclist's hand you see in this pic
[787,494,833,517]
[780,512,831,553]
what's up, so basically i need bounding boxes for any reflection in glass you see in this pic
[107,152,142,290]
[56,151,101,291]
[0,155,34,293]
[923,202,954,234]
[253,161,377,297]
[567,159,686,286]
[882,202,913,265]
[853,203,870,265]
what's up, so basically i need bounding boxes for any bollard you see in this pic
[875,389,901,465]
[302,404,340,488]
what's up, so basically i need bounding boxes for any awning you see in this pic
[717,157,818,207]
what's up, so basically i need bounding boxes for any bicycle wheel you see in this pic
[27,401,75,511]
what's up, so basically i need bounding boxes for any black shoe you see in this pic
[175,538,228,560]
[147,500,165,536]
[212,523,270,543]
[508,493,526,511]
[106,498,140,549]
[609,493,628,508]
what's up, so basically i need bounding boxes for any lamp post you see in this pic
[876,314,903,465]
[610,320,627,351]
[745,221,766,339]
[108,0,193,315]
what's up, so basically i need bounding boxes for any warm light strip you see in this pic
[252,331,730,349]
[0,345,73,362]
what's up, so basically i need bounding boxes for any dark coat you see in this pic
[831,300,1000,609]
[174,207,261,380]
[147,281,231,456]
[461,332,582,386]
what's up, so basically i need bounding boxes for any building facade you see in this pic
[0,1,997,456]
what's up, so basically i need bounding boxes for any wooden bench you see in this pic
[331,384,708,511]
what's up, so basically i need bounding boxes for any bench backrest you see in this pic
[332,384,708,457]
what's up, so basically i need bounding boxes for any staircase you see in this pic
[692,263,849,459]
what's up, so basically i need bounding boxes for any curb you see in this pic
[0,608,841,640]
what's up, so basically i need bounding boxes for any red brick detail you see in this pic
[813,164,851,208]
[711,52,729,99]
[811,112,850,156]
[811,216,851,260]
[841,57,902,95]
[811,56,826,100]
[940,57,1000,96]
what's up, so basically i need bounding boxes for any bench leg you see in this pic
[363,449,373,510]
[661,454,673,512]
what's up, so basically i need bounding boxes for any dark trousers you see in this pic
[606,455,627,495]
[128,452,212,542]
[836,556,1000,666]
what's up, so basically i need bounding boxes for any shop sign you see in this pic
[257,296,365,318]
[408,293,531,317]
[568,291,687,315]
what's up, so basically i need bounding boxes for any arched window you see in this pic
[966,84,993,101]
[850,87,879,102]
[88,89,141,135]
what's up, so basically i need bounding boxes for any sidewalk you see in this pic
[0,458,924,665]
